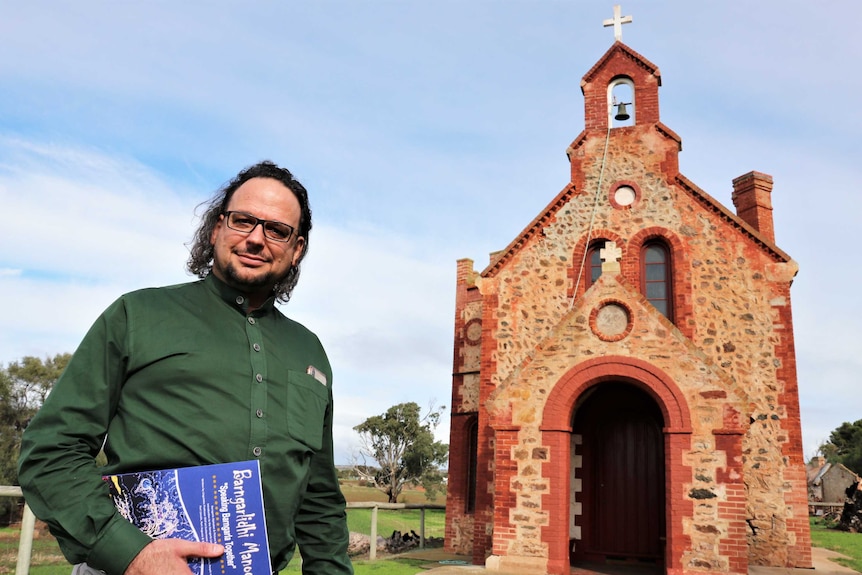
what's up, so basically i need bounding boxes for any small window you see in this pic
[586,240,607,289]
[466,418,478,514]
[642,242,673,320]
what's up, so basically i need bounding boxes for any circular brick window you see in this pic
[591,300,633,342]
[609,181,641,209]
[614,185,636,206]
[464,318,482,346]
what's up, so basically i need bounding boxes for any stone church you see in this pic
[443,13,812,575]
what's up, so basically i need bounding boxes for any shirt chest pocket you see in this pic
[284,370,329,452]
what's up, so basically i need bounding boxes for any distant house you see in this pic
[807,457,859,503]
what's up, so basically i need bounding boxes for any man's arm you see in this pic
[293,399,353,574]
[17,298,151,574]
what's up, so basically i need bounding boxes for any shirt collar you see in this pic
[204,273,277,316]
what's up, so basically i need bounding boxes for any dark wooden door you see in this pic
[573,383,665,564]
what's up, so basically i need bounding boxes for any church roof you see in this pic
[581,41,662,91]
[674,174,791,262]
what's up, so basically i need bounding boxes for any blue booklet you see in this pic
[104,460,271,575]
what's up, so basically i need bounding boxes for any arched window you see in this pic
[641,241,673,321]
[585,239,607,289]
[466,417,478,514]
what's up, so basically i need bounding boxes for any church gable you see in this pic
[475,155,794,387]
[582,42,660,87]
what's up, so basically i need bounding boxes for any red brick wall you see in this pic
[769,284,812,567]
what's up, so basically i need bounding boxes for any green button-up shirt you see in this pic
[18,275,352,574]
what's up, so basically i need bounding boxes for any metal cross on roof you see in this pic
[603,5,633,42]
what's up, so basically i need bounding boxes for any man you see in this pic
[18,161,353,575]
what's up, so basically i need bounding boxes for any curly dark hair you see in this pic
[187,160,312,303]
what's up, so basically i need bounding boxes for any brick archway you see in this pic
[540,357,693,575]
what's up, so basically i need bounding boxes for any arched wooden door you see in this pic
[572,382,665,565]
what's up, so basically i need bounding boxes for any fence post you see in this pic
[15,501,35,575]
[345,501,444,560]
[369,505,378,561]
[419,507,426,549]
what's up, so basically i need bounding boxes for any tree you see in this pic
[820,419,862,475]
[353,401,448,504]
[0,354,70,522]
[0,354,72,480]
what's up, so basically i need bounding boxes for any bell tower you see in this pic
[567,25,681,200]
[579,39,662,132]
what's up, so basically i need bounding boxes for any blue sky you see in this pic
[1,1,860,464]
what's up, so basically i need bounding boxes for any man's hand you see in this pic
[125,539,224,575]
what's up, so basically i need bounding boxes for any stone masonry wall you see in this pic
[473,121,807,570]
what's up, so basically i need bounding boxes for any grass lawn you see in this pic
[0,527,67,575]
[348,507,445,540]
[810,516,862,572]
[282,556,431,574]
[343,482,446,543]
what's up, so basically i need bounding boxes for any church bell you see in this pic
[614,102,631,121]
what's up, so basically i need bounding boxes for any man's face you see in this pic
[210,177,305,304]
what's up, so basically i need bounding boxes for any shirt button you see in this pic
[235,296,244,305]
[253,447,262,457]
[256,409,263,418]
[253,343,261,352]
[248,317,256,325]
[256,374,263,383]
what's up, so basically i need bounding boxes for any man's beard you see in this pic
[223,261,277,292]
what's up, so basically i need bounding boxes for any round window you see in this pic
[614,185,636,207]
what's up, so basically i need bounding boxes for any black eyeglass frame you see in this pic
[222,211,296,243]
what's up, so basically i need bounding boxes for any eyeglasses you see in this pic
[223,211,296,242]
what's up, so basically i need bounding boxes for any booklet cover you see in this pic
[104,460,271,575]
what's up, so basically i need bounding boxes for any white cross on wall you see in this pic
[600,241,622,265]
[603,5,633,42]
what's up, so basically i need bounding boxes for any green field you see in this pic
[0,527,66,575]
[342,481,446,540]
[809,516,862,573]
[1,484,447,575]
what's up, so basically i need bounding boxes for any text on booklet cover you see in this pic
[104,460,271,575]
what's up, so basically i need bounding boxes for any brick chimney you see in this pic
[731,171,775,243]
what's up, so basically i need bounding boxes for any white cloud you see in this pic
[0,137,195,284]
[0,140,197,365]
[0,138,456,464]
[284,223,455,463]
[1,1,861,464]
